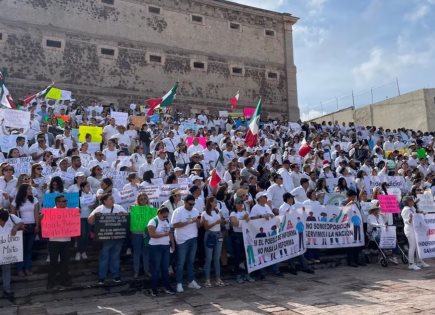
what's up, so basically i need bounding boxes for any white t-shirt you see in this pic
[12,198,38,224]
[0,214,22,234]
[230,210,248,233]
[80,192,96,218]
[279,203,293,215]
[171,206,199,244]
[148,217,171,246]
[201,210,221,232]
[250,204,274,218]
[89,204,127,216]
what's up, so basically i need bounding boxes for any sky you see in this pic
[232,0,435,120]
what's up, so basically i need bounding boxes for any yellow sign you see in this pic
[384,149,408,158]
[78,126,103,143]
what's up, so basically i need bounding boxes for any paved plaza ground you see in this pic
[2,258,435,315]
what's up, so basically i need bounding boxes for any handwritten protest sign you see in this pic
[131,116,147,129]
[186,136,207,149]
[41,208,81,238]
[94,214,129,241]
[414,213,435,259]
[119,188,136,204]
[102,169,130,190]
[242,208,306,273]
[138,185,160,207]
[379,226,397,249]
[0,231,23,265]
[110,110,128,127]
[158,184,189,205]
[0,108,30,129]
[304,204,364,249]
[177,177,191,185]
[364,176,406,197]
[378,195,400,214]
[7,156,32,175]
[42,192,79,208]
[78,126,103,143]
[0,135,27,153]
[130,206,158,232]
[417,194,435,213]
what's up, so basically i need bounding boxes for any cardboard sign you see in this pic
[0,231,23,265]
[42,192,79,208]
[379,226,397,249]
[0,108,31,129]
[119,188,136,204]
[0,135,27,153]
[378,195,400,214]
[243,107,255,119]
[110,110,128,127]
[186,136,207,149]
[417,193,435,213]
[417,148,427,159]
[131,116,147,129]
[78,126,103,143]
[94,214,129,241]
[7,156,32,176]
[130,205,158,232]
[41,208,81,238]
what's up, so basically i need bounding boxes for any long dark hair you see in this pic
[15,184,34,210]
[49,176,64,193]
[205,196,218,216]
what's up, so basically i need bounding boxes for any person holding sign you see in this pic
[0,208,24,298]
[401,196,430,270]
[88,193,127,284]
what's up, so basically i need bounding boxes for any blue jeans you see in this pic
[2,264,11,291]
[204,230,223,280]
[16,226,36,272]
[98,240,123,280]
[176,237,197,284]
[78,218,90,253]
[131,233,150,274]
[150,245,170,290]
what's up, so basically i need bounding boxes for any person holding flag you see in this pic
[146,83,178,116]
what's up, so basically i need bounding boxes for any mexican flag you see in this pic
[230,90,239,111]
[210,152,225,187]
[245,98,262,148]
[23,82,55,107]
[0,72,15,109]
[146,83,178,116]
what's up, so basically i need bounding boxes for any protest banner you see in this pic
[6,156,32,175]
[417,193,435,213]
[94,214,129,241]
[151,178,164,187]
[177,177,191,185]
[130,205,158,232]
[42,192,79,208]
[78,126,103,143]
[379,226,397,249]
[0,108,30,129]
[186,136,207,149]
[414,213,435,259]
[110,110,128,127]
[323,193,346,206]
[119,188,136,204]
[241,208,306,273]
[138,185,160,207]
[243,107,255,119]
[158,184,189,205]
[364,176,406,197]
[378,195,400,214]
[0,231,23,265]
[325,176,356,193]
[0,135,27,153]
[41,208,81,238]
[304,204,364,249]
[131,116,147,129]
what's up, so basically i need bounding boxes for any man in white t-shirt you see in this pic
[102,118,117,144]
[171,195,202,293]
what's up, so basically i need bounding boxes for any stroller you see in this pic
[366,226,408,267]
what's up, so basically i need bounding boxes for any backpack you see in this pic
[143,216,169,245]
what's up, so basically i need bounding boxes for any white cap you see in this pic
[255,191,268,200]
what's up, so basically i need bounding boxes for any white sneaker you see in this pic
[409,264,421,271]
[81,252,88,260]
[187,280,201,289]
[389,257,399,265]
[418,261,430,268]
[75,253,81,261]
[176,283,184,293]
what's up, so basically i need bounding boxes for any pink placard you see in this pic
[243,107,255,119]
[41,208,81,238]
[378,195,400,214]
[186,136,207,149]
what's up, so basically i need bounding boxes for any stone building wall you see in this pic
[0,0,300,120]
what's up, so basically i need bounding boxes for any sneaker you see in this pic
[113,278,121,283]
[236,275,244,284]
[98,279,105,285]
[204,280,212,288]
[389,257,399,265]
[244,274,255,282]
[187,280,201,289]
[151,289,158,297]
[81,252,88,260]
[418,261,430,268]
[75,253,81,261]
[176,283,184,293]
[215,279,226,287]
[164,288,176,295]
[409,264,421,271]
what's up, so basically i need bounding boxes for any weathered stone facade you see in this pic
[0,0,299,120]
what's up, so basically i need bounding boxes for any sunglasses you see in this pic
[36,168,43,170]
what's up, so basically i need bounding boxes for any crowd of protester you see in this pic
[0,99,434,298]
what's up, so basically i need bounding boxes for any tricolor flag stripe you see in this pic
[245,98,262,148]
[230,91,239,110]
[146,83,178,116]
[0,72,15,109]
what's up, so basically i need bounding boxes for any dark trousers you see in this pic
[167,152,176,168]
[47,241,71,285]
[231,232,247,275]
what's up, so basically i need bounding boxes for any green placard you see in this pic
[417,148,427,159]
[130,205,158,232]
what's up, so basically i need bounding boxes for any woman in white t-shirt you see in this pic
[201,196,225,287]
[11,183,40,276]
[76,181,96,261]
[148,207,175,296]
[102,139,118,165]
